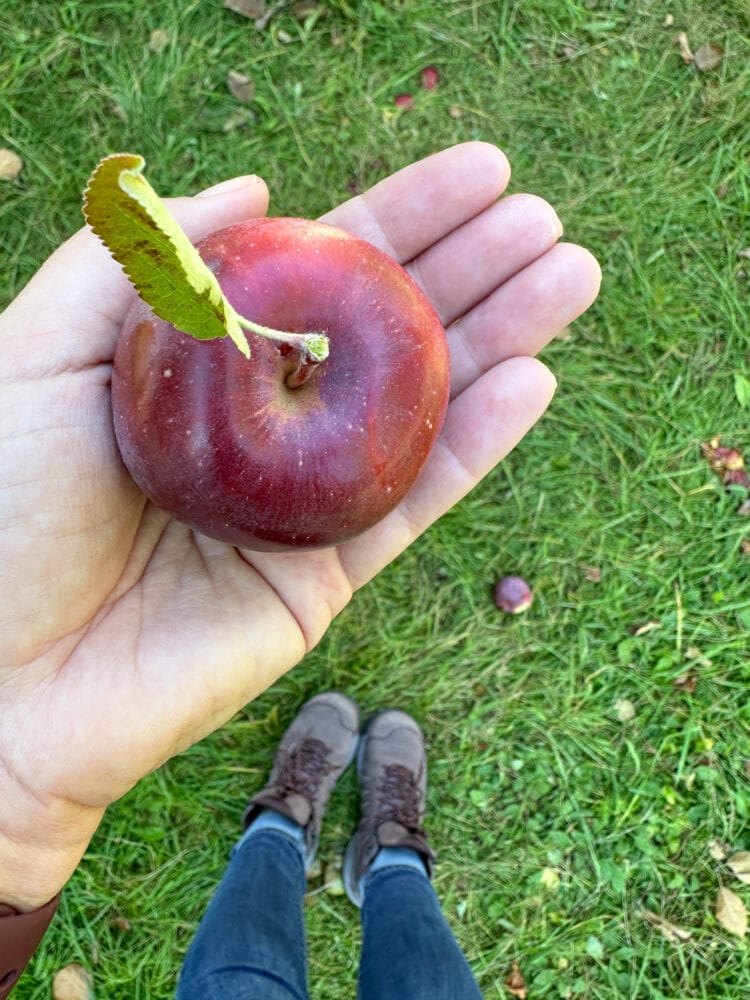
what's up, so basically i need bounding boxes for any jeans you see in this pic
[176,826,483,1000]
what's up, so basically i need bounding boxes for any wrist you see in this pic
[0,788,103,912]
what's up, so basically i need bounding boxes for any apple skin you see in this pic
[111,217,450,550]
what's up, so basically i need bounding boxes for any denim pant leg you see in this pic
[358,867,483,1000]
[176,830,309,1000]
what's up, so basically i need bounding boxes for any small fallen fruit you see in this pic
[394,93,414,109]
[494,576,533,614]
[420,66,440,90]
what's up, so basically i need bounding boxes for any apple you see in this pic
[111,217,450,550]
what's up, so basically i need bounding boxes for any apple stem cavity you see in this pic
[236,316,329,387]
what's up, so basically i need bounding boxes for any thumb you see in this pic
[2,174,270,377]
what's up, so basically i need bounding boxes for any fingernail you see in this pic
[196,175,260,198]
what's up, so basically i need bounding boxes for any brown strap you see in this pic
[0,895,60,998]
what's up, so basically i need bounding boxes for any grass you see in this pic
[2,0,749,997]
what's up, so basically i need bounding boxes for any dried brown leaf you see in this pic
[701,437,745,472]
[293,1,323,18]
[0,148,23,181]
[716,887,748,936]
[579,564,602,582]
[227,70,255,103]
[255,1,285,30]
[641,907,693,944]
[223,0,266,18]
[673,673,697,693]
[716,183,729,198]
[676,31,693,64]
[52,964,94,1000]
[727,852,750,886]
[694,43,724,71]
[222,112,251,133]
[741,539,750,555]
[109,915,131,932]
[149,28,169,53]
[709,838,731,861]
[504,961,527,999]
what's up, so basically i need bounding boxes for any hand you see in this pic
[0,142,600,909]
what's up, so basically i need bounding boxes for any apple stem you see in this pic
[236,314,329,387]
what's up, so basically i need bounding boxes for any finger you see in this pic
[406,193,563,327]
[3,176,270,378]
[339,356,556,590]
[321,141,510,262]
[448,243,601,398]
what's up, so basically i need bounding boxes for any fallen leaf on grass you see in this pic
[255,2,285,30]
[741,539,750,555]
[709,838,731,861]
[727,852,750,886]
[629,619,661,636]
[0,148,23,180]
[227,70,255,103]
[579,564,602,582]
[614,698,636,722]
[224,0,266,17]
[52,964,94,1000]
[701,438,750,502]
[715,887,748,937]
[293,1,324,18]
[676,32,693,64]
[504,961,527,999]
[641,907,693,944]
[109,914,131,932]
[673,673,697,693]
[324,861,344,895]
[694,43,724,71]
[149,28,169,52]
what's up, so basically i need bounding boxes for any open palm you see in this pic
[0,143,600,907]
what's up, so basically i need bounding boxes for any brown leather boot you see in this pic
[243,692,360,869]
[343,709,436,906]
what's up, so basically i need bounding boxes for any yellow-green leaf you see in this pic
[82,153,249,357]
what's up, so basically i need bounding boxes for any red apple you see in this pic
[112,217,450,550]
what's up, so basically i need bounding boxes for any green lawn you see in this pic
[2,1,749,997]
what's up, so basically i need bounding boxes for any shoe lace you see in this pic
[274,738,333,800]
[374,763,423,832]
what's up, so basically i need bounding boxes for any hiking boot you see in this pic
[243,692,360,869]
[343,709,436,906]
